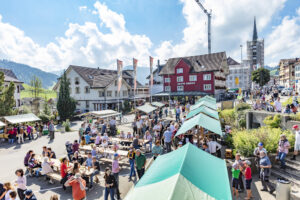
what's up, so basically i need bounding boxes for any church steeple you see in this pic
[253,16,258,41]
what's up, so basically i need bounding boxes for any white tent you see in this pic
[151,102,165,108]
[0,121,6,127]
[4,113,41,124]
[137,104,157,114]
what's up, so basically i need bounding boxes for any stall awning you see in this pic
[175,113,223,136]
[0,121,6,127]
[124,143,231,200]
[187,106,219,120]
[151,102,165,108]
[136,104,157,114]
[196,95,216,104]
[153,91,211,97]
[190,100,217,111]
[4,113,41,124]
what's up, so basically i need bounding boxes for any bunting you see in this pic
[117,59,123,93]
[133,58,138,91]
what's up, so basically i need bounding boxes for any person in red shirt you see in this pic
[240,160,253,200]
[60,158,70,190]
[65,173,86,200]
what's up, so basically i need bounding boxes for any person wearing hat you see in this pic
[234,153,245,193]
[104,167,117,200]
[231,163,240,198]
[24,189,37,200]
[253,142,267,176]
[64,173,86,200]
[291,124,300,160]
[259,151,275,194]
[65,141,73,161]
[135,149,146,179]
[277,134,290,169]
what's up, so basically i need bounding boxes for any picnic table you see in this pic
[79,145,128,157]
[36,156,96,176]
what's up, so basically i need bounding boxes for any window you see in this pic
[177,86,184,91]
[85,86,90,93]
[99,90,105,97]
[165,78,170,83]
[17,99,21,107]
[107,91,112,97]
[75,87,80,94]
[177,68,183,74]
[115,91,118,97]
[115,80,117,86]
[229,76,232,80]
[203,74,211,80]
[123,90,128,97]
[75,77,80,85]
[204,84,211,91]
[69,87,72,94]
[165,86,171,92]
[17,85,20,93]
[86,101,89,108]
[177,76,183,82]
[189,75,197,82]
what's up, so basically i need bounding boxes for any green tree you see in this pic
[1,82,16,115]
[30,75,42,98]
[43,98,51,116]
[251,68,270,87]
[57,71,76,121]
[0,72,4,114]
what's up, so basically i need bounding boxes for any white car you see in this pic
[281,88,293,96]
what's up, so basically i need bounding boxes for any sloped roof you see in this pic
[125,143,231,200]
[67,65,146,89]
[159,52,227,75]
[0,68,23,83]
[146,65,164,79]
[227,57,240,66]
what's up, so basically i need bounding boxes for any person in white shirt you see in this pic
[181,116,186,123]
[169,122,175,133]
[41,157,54,184]
[136,119,142,135]
[292,124,300,160]
[274,97,282,113]
[208,138,222,156]
[102,133,109,143]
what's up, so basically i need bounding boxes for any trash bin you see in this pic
[276,178,291,200]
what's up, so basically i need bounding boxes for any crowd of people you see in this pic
[5,121,55,145]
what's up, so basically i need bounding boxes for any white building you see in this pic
[53,65,149,112]
[226,57,251,91]
[146,60,164,95]
[295,62,300,93]
[0,68,23,107]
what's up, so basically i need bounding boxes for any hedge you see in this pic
[231,127,295,157]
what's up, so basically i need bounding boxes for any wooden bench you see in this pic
[47,172,61,182]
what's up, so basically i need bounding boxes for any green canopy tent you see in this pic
[186,105,219,120]
[190,100,217,111]
[175,113,223,137]
[125,143,232,200]
[195,95,216,105]
[151,101,165,108]
[136,103,157,114]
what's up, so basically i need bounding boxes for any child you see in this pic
[80,136,86,146]
[240,160,253,200]
[231,163,240,198]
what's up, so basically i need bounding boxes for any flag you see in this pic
[150,56,154,87]
[133,58,138,91]
[117,59,123,93]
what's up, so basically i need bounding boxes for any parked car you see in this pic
[277,85,285,93]
[281,88,293,96]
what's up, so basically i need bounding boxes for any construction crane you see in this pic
[194,0,212,54]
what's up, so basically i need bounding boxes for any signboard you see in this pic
[235,77,239,85]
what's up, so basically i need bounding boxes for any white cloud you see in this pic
[265,11,300,66]
[0,2,153,71]
[79,6,87,12]
[155,0,286,65]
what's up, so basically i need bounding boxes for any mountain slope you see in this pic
[0,60,58,89]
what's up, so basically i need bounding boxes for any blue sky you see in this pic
[0,0,299,71]
[0,0,186,48]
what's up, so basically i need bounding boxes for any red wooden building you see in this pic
[157,52,229,100]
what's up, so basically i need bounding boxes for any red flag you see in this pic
[150,56,154,87]
[117,59,123,92]
[133,58,138,91]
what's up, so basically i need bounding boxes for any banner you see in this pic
[133,58,138,91]
[150,56,154,87]
[117,59,123,93]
